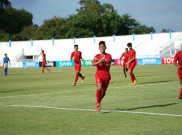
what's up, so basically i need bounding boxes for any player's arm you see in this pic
[174,53,180,68]
[120,53,124,59]
[80,52,84,60]
[70,53,74,60]
[92,57,105,66]
[102,55,112,66]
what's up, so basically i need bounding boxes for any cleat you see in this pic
[133,80,137,85]
[72,83,76,86]
[128,82,134,85]
[82,77,85,83]
[96,104,101,111]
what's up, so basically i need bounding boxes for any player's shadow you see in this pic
[138,80,173,85]
[116,103,178,111]
[0,89,24,93]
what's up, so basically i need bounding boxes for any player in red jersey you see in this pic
[70,45,85,86]
[92,41,112,111]
[127,43,137,85]
[120,48,129,78]
[41,50,50,74]
[174,47,182,99]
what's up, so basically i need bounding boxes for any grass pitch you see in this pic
[0,65,181,135]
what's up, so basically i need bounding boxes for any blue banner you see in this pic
[22,62,39,68]
[56,61,74,67]
[137,58,162,65]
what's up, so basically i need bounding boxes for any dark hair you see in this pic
[127,43,132,47]
[4,53,7,55]
[42,50,44,53]
[74,44,78,47]
[99,41,106,47]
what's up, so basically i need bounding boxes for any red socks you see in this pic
[74,74,79,84]
[78,73,84,79]
[123,71,126,77]
[179,88,182,98]
[42,69,44,74]
[46,68,50,72]
[96,89,101,104]
[101,88,105,101]
[130,73,136,82]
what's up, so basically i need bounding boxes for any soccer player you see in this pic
[41,50,50,74]
[120,48,129,78]
[174,46,182,99]
[127,43,137,85]
[70,45,85,86]
[3,53,10,75]
[92,41,112,111]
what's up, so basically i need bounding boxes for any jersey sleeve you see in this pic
[70,52,74,60]
[106,54,112,63]
[121,53,124,58]
[174,52,180,63]
[133,50,136,57]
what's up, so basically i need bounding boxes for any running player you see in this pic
[41,50,50,74]
[3,53,10,75]
[174,45,182,99]
[92,41,112,111]
[120,48,129,78]
[127,43,137,85]
[70,45,85,86]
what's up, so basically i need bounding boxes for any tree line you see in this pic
[0,0,172,41]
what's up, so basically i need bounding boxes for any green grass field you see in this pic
[0,65,181,135]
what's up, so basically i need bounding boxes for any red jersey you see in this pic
[70,51,82,66]
[42,53,46,62]
[121,52,129,63]
[174,50,182,67]
[94,53,112,79]
[128,49,136,62]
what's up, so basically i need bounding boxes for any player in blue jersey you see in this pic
[3,53,11,75]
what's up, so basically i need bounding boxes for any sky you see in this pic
[9,0,182,33]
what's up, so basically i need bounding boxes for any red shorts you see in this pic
[42,61,46,67]
[95,76,110,91]
[128,61,136,71]
[178,68,182,80]
[75,66,81,71]
[123,62,127,68]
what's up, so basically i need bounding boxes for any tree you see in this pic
[34,17,66,39]
[0,8,33,35]
[0,0,11,14]
[11,25,37,41]
[161,28,174,33]
[129,25,155,35]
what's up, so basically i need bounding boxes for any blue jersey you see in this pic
[3,57,10,63]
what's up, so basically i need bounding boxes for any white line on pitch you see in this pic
[2,104,182,117]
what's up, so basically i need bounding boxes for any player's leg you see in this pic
[123,67,127,78]
[45,66,50,72]
[178,69,182,99]
[42,64,44,74]
[95,77,102,111]
[73,70,79,86]
[100,80,110,102]
[179,80,182,99]
[4,68,7,75]
[128,62,136,84]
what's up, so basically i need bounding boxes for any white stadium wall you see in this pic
[0,32,182,63]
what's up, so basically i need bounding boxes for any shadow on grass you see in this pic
[0,89,24,93]
[138,80,173,85]
[117,103,178,111]
[101,103,178,114]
